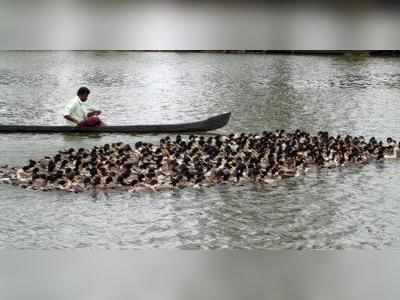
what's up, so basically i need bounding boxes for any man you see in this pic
[64,87,103,127]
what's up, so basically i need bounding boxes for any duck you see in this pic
[16,167,32,182]
[31,181,45,190]
[385,143,400,159]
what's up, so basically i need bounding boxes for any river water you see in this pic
[1,51,400,249]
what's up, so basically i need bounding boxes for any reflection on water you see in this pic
[1,52,400,249]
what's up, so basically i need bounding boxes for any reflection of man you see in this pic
[64,87,103,127]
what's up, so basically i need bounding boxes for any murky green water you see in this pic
[1,51,400,249]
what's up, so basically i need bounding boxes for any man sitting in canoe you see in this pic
[64,86,103,127]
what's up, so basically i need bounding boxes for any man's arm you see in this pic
[86,110,101,118]
[64,115,81,126]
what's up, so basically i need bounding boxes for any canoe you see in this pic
[0,112,231,134]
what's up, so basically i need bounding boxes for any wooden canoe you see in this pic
[0,112,231,134]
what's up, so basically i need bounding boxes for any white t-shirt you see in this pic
[64,96,88,125]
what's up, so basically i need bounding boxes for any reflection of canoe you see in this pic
[0,112,231,134]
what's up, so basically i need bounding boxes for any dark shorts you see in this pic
[80,116,102,127]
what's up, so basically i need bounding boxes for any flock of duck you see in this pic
[0,130,399,193]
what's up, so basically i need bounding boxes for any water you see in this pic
[1,51,400,249]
